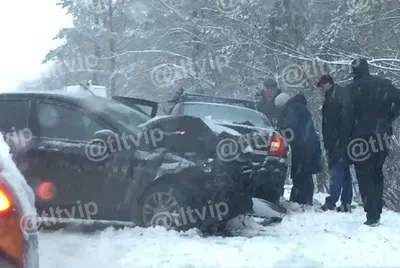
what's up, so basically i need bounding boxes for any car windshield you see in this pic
[182,103,272,128]
[86,98,151,133]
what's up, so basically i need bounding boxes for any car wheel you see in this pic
[137,183,195,231]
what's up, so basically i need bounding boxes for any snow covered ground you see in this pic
[39,191,400,268]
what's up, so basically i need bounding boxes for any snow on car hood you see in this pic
[0,133,35,216]
[0,133,38,268]
[137,115,171,128]
[202,119,242,136]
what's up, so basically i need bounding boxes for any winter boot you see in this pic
[336,204,352,213]
[364,215,380,226]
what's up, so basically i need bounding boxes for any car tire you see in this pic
[136,183,198,231]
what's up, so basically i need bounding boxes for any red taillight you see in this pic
[268,135,287,156]
[0,189,11,212]
[37,181,56,200]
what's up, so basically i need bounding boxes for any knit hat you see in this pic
[263,78,278,88]
[274,93,291,108]
[351,58,370,76]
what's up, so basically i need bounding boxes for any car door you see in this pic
[112,96,158,117]
[31,99,130,220]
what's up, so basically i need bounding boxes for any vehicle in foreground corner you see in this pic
[0,134,39,268]
[166,91,291,205]
[0,91,258,233]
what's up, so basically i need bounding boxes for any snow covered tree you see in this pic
[18,0,400,210]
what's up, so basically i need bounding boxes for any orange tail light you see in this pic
[0,183,25,267]
[268,135,287,157]
[0,189,11,212]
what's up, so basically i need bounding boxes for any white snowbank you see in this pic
[40,190,400,267]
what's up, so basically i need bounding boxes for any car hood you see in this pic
[202,119,242,136]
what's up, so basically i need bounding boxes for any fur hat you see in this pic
[274,93,291,108]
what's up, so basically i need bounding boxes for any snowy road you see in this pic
[39,195,400,268]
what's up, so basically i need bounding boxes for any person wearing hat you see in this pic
[347,58,400,226]
[317,74,354,213]
[275,92,322,205]
[255,78,282,128]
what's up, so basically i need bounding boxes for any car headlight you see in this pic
[202,158,214,173]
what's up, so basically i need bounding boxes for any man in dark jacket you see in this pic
[317,75,354,213]
[255,78,282,128]
[275,92,322,205]
[347,58,400,226]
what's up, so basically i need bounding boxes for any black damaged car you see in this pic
[113,93,290,205]
[164,91,291,205]
[0,91,257,232]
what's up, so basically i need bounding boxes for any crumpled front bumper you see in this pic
[250,147,292,203]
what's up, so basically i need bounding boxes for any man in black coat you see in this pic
[255,78,282,128]
[317,75,354,213]
[347,58,400,226]
[275,92,322,205]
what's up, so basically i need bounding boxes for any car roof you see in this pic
[0,91,142,134]
[0,90,108,105]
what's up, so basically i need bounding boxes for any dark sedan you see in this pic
[0,91,255,232]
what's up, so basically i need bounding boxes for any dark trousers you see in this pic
[290,171,314,205]
[353,150,388,219]
[325,159,353,206]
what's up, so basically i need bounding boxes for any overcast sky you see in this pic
[0,0,72,91]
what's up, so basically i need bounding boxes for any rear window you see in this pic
[82,98,150,133]
[182,103,272,128]
[0,100,30,133]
